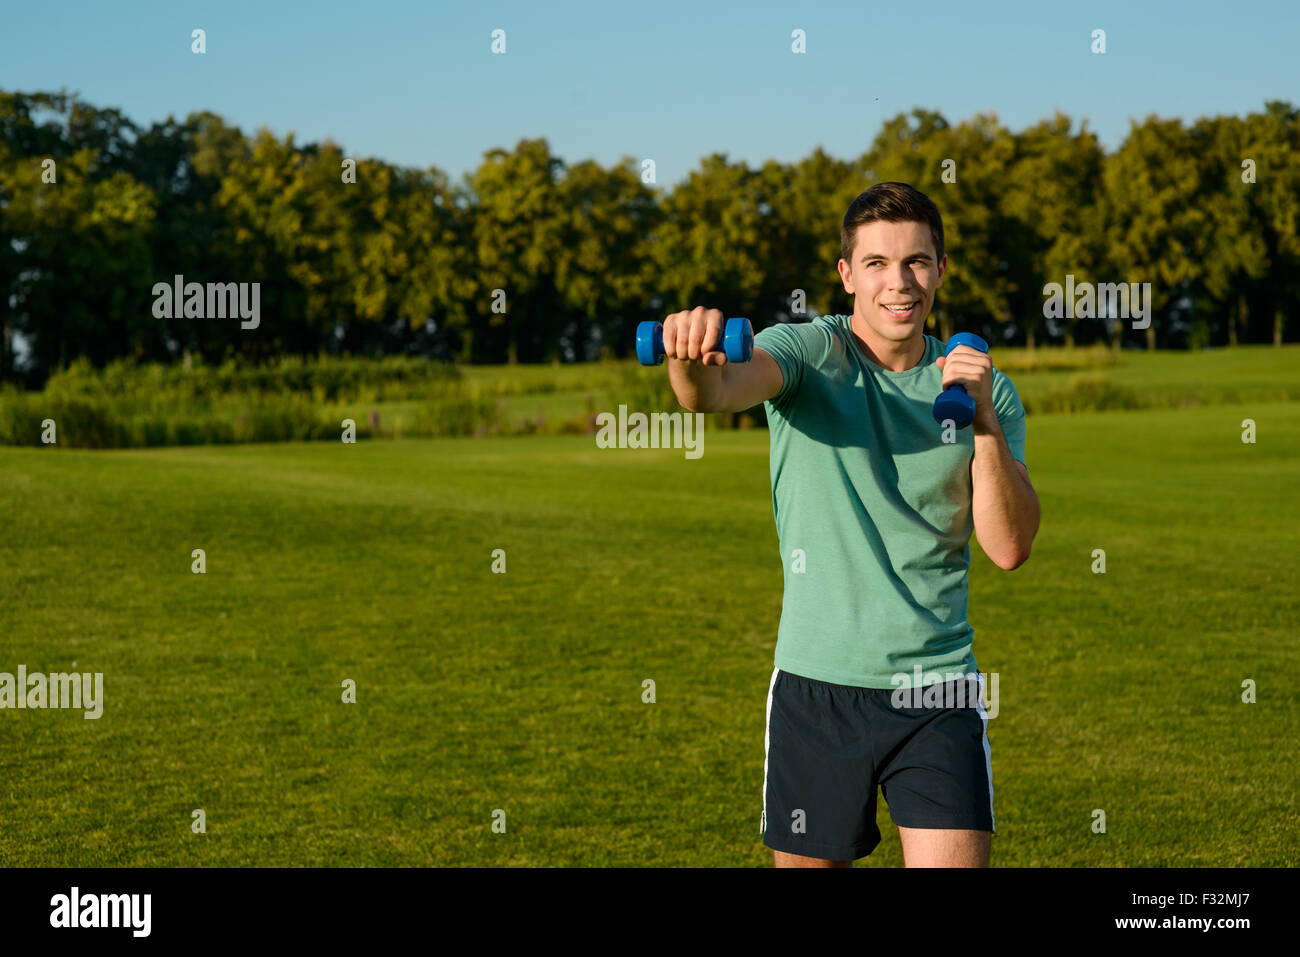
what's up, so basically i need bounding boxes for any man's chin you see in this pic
[877,316,926,340]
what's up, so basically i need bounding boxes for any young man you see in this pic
[662,182,1039,867]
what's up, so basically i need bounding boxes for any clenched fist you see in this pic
[662,307,731,365]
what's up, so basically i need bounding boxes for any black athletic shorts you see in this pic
[761,667,995,860]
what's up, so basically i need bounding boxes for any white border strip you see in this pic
[975,672,995,832]
[760,666,780,835]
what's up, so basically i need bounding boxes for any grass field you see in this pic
[1,387,1297,865]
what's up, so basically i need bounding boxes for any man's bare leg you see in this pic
[897,827,990,867]
[773,851,852,868]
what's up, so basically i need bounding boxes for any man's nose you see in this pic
[887,266,914,291]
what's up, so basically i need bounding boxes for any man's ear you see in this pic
[935,254,947,288]
[838,258,854,294]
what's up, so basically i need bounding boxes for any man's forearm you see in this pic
[971,419,1039,569]
[667,358,726,412]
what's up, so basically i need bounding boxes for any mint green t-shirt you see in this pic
[753,314,1027,690]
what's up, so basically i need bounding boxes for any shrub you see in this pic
[1024,374,1143,414]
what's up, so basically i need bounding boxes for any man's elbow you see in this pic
[678,392,724,414]
[673,391,703,413]
[994,547,1031,571]
[993,504,1039,570]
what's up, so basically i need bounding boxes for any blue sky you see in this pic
[2,0,1296,185]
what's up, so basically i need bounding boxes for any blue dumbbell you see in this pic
[636,317,754,365]
[932,332,989,429]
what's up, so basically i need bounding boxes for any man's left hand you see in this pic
[935,346,997,433]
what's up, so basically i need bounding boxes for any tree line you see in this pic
[1,90,1296,386]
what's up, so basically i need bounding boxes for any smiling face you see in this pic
[837,219,946,346]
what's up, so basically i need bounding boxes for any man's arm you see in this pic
[971,420,1039,570]
[669,347,784,413]
[936,344,1038,569]
[664,307,784,412]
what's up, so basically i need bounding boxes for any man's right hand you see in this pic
[663,306,731,366]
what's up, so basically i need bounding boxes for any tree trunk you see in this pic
[1275,306,1285,346]
[928,305,948,342]
[571,313,587,363]
[457,327,475,364]
[1145,323,1155,350]
[1228,298,1238,347]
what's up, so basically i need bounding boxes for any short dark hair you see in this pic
[841,182,945,266]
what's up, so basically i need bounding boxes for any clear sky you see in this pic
[2,0,1296,185]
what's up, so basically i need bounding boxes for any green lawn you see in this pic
[1,399,1296,866]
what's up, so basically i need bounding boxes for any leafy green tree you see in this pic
[755,149,854,323]
[554,157,659,360]
[1239,101,1300,345]
[925,113,1024,343]
[213,128,344,360]
[0,89,157,382]
[5,148,155,374]
[340,163,478,359]
[649,153,771,323]
[1,91,152,381]
[1004,113,1107,347]
[467,138,566,363]
[1099,117,1204,349]
[1182,115,1267,347]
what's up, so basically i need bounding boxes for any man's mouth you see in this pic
[881,300,920,318]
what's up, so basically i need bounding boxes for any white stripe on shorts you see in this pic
[760,666,780,835]
[975,672,995,832]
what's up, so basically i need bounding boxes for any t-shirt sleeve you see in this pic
[992,368,1027,466]
[753,322,811,409]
